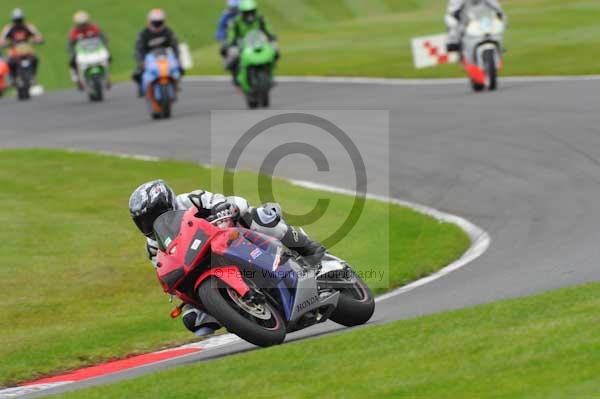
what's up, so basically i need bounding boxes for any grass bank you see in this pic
[53,282,600,399]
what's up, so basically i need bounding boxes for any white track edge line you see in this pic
[186,74,600,86]
[287,180,490,302]
[72,150,491,300]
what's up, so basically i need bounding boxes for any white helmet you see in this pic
[228,0,240,7]
[11,8,25,22]
[147,8,166,31]
[73,10,90,26]
[148,8,166,23]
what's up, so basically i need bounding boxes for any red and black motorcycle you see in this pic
[153,208,375,347]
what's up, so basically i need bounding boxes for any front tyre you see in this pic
[17,86,30,100]
[246,95,259,109]
[471,80,485,92]
[329,269,375,327]
[89,74,104,102]
[483,49,498,91]
[158,84,172,118]
[198,277,286,347]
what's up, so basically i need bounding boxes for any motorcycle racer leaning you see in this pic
[0,8,44,84]
[132,9,181,97]
[223,0,278,85]
[129,180,326,337]
[445,0,504,52]
[68,11,110,90]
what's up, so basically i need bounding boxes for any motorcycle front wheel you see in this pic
[328,269,375,327]
[198,277,286,347]
[483,49,498,91]
[87,75,104,102]
[158,84,171,118]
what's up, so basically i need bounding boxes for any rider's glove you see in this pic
[209,202,240,223]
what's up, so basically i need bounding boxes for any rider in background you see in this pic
[132,9,181,97]
[224,0,278,85]
[129,180,326,337]
[216,0,239,44]
[445,0,504,52]
[0,8,43,84]
[68,11,110,90]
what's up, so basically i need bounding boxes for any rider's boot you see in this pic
[70,68,83,91]
[182,305,221,338]
[280,226,326,267]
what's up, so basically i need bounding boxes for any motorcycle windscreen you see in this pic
[76,37,103,52]
[153,210,186,252]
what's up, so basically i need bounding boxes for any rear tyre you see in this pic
[329,269,375,327]
[483,50,498,91]
[198,277,286,347]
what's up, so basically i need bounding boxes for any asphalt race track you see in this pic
[2,77,600,397]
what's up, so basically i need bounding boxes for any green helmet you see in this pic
[239,0,257,12]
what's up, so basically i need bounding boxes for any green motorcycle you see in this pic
[237,29,277,109]
[74,38,110,102]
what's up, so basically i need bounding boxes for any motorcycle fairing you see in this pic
[142,50,181,92]
[155,209,339,325]
[215,231,339,323]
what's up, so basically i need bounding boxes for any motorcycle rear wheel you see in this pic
[329,269,375,327]
[198,277,286,347]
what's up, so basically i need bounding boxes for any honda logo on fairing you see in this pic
[296,295,319,313]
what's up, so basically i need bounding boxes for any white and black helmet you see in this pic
[129,180,176,237]
[11,8,25,23]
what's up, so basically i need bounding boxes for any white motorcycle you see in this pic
[460,3,505,91]
[74,37,110,101]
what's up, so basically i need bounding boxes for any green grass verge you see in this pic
[52,282,600,399]
[0,149,468,385]
[1,0,599,90]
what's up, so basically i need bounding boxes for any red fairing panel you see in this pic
[194,266,250,297]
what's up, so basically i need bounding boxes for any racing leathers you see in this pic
[216,8,238,44]
[132,26,180,96]
[224,13,277,84]
[145,190,326,336]
[445,0,504,51]
[0,22,43,82]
